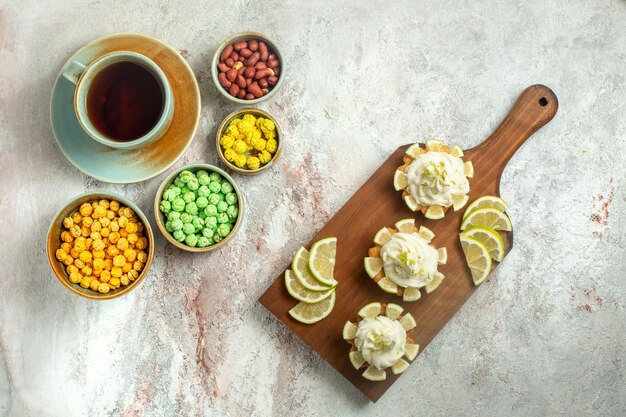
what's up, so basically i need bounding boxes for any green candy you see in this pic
[199,211,207,219]
[204,204,218,216]
[218,223,232,237]
[165,221,174,233]
[217,213,229,224]
[198,185,210,198]
[179,170,194,183]
[202,228,214,238]
[225,193,238,205]
[162,189,177,202]
[172,198,185,212]
[220,181,233,194]
[209,172,221,182]
[213,234,222,243]
[196,196,209,209]
[208,194,220,205]
[185,202,198,215]
[226,205,238,220]
[183,191,195,204]
[167,211,181,220]
[198,174,211,186]
[180,185,190,195]
[174,177,185,187]
[185,234,198,247]
[173,230,185,242]
[217,201,228,213]
[182,223,195,235]
[216,193,225,202]
[171,219,183,231]
[196,170,209,178]
[208,182,221,193]
[197,236,210,248]
[192,217,204,230]
[180,212,193,223]
[205,216,218,229]
[159,200,171,213]
[187,177,199,191]
[206,237,215,246]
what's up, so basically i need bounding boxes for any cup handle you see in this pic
[62,60,87,85]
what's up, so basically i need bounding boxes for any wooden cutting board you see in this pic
[259,85,558,401]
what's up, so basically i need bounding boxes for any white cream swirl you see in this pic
[406,151,469,207]
[380,232,438,288]
[355,316,406,370]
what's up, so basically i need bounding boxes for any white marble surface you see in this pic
[1,0,626,416]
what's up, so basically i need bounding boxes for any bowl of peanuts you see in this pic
[211,32,284,104]
[46,192,154,300]
[216,108,283,174]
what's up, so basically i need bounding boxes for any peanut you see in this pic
[219,72,231,88]
[220,45,233,61]
[239,48,252,58]
[249,82,263,98]
[245,52,260,66]
[259,42,268,61]
[226,68,237,82]
[233,41,248,51]
[248,40,258,51]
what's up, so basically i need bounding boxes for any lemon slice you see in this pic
[292,247,335,291]
[405,343,420,361]
[385,303,404,320]
[358,302,381,318]
[392,358,410,375]
[364,257,383,278]
[463,196,510,219]
[308,237,337,286]
[451,145,464,157]
[363,366,386,381]
[402,287,421,302]
[343,321,358,340]
[399,313,417,330]
[403,194,419,211]
[426,139,443,152]
[417,226,435,242]
[288,291,336,324]
[452,194,469,211]
[425,205,445,220]
[285,270,335,303]
[464,161,474,178]
[349,351,366,369]
[394,218,415,233]
[460,207,512,231]
[373,227,392,246]
[461,226,505,262]
[405,143,424,158]
[437,247,448,264]
[460,236,492,285]
[425,271,444,293]
[378,277,398,294]
[393,170,409,191]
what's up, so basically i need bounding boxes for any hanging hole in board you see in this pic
[538,97,548,107]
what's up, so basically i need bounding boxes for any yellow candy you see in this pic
[99,217,110,227]
[109,200,120,212]
[106,210,116,220]
[251,137,266,151]
[111,267,123,278]
[225,124,239,138]
[90,231,101,240]
[98,283,110,293]
[62,256,74,266]
[124,249,137,262]
[232,140,247,154]
[90,279,101,291]
[100,227,110,237]
[79,276,92,288]
[258,150,272,164]
[93,250,105,259]
[266,139,278,153]
[55,249,67,261]
[136,238,148,250]
[125,222,137,234]
[81,265,93,276]
[108,232,120,244]
[104,259,113,270]
[224,148,237,162]
[120,275,130,286]
[246,156,260,170]
[93,206,106,219]
[93,258,105,270]
[118,216,128,227]
[98,199,110,209]
[117,238,129,250]
[69,225,82,238]
[66,265,78,274]
[109,277,121,288]
[128,270,139,280]
[60,242,71,253]
[100,270,111,283]
[133,261,143,272]
[136,251,148,263]
[127,233,138,245]
[107,246,119,257]
[234,154,247,168]
[79,251,92,263]
[113,255,126,267]
[79,203,93,216]
[62,217,73,228]
[220,134,235,149]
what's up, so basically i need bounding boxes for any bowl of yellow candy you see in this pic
[216,108,282,175]
[46,192,154,300]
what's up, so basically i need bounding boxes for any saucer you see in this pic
[50,33,201,183]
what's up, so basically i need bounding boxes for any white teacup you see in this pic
[63,51,174,149]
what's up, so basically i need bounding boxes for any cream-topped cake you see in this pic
[394,140,474,219]
[364,218,447,302]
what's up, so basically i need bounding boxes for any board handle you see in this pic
[474,84,558,172]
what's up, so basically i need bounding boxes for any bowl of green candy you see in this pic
[154,164,244,252]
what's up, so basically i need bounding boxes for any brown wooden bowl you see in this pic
[153,164,245,252]
[46,192,155,300]
[216,108,283,175]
